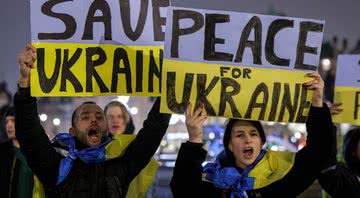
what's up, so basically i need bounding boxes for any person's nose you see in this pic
[244,134,252,144]
[6,121,14,129]
[90,114,97,123]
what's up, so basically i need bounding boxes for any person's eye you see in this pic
[81,116,89,120]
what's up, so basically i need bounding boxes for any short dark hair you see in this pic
[4,106,15,119]
[71,101,96,127]
[223,119,266,162]
[343,127,360,168]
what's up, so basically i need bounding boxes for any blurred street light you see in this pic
[39,113,48,122]
[53,118,61,126]
[321,58,331,71]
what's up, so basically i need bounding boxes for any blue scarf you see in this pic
[203,149,266,198]
[52,133,111,185]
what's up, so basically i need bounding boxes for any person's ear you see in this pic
[69,127,76,136]
[228,142,234,152]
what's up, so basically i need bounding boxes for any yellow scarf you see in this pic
[106,134,159,198]
[249,150,295,189]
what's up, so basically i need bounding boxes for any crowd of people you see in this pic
[0,38,359,198]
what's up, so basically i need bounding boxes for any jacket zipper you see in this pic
[9,156,16,198]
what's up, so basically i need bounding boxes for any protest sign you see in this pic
[333,55,360,125]
[161,6,325,122]
[31,0,169,96]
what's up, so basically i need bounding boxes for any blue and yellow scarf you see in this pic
[203,149,296,198]
[53,133,112,184]
[33,133,158,198]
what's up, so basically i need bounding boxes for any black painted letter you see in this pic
[235,16,262,64]
[112,48,132,93]
[171,10,204,58]
[204,14,233,62]
[60,48,83,92]
[37,48,61,93]
[148,49,163,92]
[265,19,293,66]
[38,0,76,39]
[85,47,109,93]
[219,78,241,117]
[135,50,144,92]
[295,86,311,122]
[278,83,301,122]
[354,91,360,120]
[152,0,169,41]
[166,72,194,113]
[82,0,112,40]
[195,74,218,115]
[268,82,281,121]
[245,83,269,120]
[295,22,324,70]
[120,0,148,41]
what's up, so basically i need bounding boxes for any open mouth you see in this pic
[88,130,100,143]
[243,147,254,158]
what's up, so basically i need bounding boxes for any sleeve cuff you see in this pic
[16,84,31,97]
[185,141,204,147]
[178,142,207,162]
[309,103,330,117]
[14,85,36,104]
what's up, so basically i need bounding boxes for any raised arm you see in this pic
[15,44,62,187]
[170,103,212,197]
[258,72,334,197]
[299,72,334,172]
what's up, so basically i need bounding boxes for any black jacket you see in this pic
[319,163,360,198]
[14,87,171,198]
[0,140,33,198]
[0,140,16,198]
[318,127,360,198]
[170,105,333,198]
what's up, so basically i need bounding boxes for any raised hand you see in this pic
[329,102,343,115]
[18,44,36,88]
[303,72,324,107]
[185,103,208,143]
